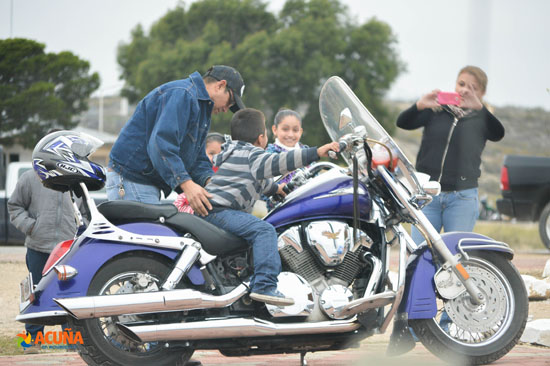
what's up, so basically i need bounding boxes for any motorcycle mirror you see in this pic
[339,108,353,130]
[422,181,441,196]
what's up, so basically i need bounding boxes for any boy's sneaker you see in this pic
[250,289,294,306]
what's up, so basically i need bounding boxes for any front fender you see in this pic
[400,232,513,320]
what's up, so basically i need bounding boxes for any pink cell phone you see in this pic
[437,91,461,106]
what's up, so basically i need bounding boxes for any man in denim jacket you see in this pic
[107,65,245,216]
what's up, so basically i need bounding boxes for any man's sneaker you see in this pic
[250,289,294,306]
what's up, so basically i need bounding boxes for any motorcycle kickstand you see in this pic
[300,352,307,366]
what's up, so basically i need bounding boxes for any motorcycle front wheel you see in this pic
[409,251,528,365]
[69,252,193,366]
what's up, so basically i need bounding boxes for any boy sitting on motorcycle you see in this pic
[202,108,339,306]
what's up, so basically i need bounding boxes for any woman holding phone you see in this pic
[396,65,505,244]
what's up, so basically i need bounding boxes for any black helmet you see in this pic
[32,130,106,193]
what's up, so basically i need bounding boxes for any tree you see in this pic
[117,0,404,145]
[0,38,99,148]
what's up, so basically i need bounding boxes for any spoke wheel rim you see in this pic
[96,271,162,354]
[436,257,514,346]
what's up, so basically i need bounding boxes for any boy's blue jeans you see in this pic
[202,209,281,293]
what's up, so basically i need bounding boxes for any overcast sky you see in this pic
[1,0,549,110]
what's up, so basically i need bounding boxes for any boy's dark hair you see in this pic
[230,108,266,143]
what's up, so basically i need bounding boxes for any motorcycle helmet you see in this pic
[32,130,106,193]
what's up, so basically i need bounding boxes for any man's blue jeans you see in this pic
[412,188,479,244]
[106,170,161,204]
[202,209,281,294]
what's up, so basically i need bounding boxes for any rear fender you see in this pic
[400,232,513,320]
[18,222,204,323]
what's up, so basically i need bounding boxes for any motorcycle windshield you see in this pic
[319,76,419,189]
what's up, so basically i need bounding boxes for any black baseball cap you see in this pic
[203,65,245,113]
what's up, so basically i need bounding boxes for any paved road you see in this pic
[2,247,549,365]
[1,342,550,365]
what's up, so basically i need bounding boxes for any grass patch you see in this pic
[474,221,545,251]
[400,220,545,251]
[0,335,24,356]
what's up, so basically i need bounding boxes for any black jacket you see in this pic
[396,104,504,191]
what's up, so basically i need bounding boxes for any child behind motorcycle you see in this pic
[202,108,339,306]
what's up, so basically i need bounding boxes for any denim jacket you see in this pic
[109,72,214,197]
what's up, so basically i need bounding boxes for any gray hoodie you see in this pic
[8,169,79,253]
[206,139,319,212]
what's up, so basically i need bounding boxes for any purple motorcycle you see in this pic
[17,77,527,366]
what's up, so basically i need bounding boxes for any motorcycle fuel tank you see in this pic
[266,169,371,228]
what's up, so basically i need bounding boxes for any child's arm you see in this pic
[249,142,339,180]
[262,178,279,197]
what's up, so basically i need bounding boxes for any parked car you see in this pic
[496,155,550,249]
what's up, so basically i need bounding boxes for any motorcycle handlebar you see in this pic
[328,141,348,159]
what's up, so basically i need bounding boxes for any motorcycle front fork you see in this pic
[411,218,484,305]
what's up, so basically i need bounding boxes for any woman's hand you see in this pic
[416,89,441,110]
[459,83,483,110]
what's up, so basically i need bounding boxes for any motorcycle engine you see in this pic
[276,221,373,320]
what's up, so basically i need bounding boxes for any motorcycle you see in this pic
[17,76,528,365]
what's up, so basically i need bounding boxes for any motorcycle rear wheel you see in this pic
[69,253,193,366]
[409,251,528,365]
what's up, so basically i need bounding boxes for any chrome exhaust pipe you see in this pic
[335,291,396,318]
[54,284,248,320]
[118,317,361,343]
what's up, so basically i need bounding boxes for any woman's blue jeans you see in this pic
[202,209,281,294]
[410,187,479,334]
[411,188,479,244]
[106,170,161,204]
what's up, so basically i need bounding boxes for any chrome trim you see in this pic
[334,291,396,318]
[78,183,197,252]
[19,300,31,313]
[266,272,314,317]
[55,283,249,320]
[363,254,383,297]
[16,310,68,322]
[277,226,303,253]
[377,167,485,306]
[53,265,79,281]
[305,221,352,266]
[314,186,367,200]
[319,285,354,319]
[120,317,361,343]
[379,224,408,333]
[162,241,201,290]
[457,238,514,261]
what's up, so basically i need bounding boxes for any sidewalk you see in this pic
[1,343,550,366]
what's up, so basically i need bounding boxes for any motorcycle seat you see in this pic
[165,214,248,256]
[98,200,179,221]
[97,201,248,255]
